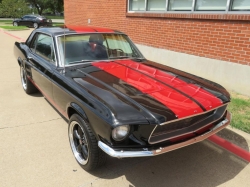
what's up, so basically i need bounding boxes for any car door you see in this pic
[27,32,56,100]
[29,16,37,26]
[18,16,26,26]
[21,16,30,26]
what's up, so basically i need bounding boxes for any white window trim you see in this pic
[127,0,250,14]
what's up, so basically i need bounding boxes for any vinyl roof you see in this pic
[36,26,123,36]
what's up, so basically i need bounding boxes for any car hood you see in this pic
[68,59,230,125]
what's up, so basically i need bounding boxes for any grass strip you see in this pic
[228,93,250,133]
[46,16,64,19]
[0,20,12,22]
[0,26,29,31]
[52,22,64,27]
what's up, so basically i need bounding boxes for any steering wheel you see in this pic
[115,48,124,53]
[109,48,124,56]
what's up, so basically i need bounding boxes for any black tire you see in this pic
[68,114,107,171]
[20,66,37,94]
[13,22,18,26]
[33,22,38,29]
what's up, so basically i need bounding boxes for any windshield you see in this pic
[57,33,144,65]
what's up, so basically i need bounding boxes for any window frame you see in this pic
[55,33,145,67]
[127,0,250,14]
[29,32,58,66]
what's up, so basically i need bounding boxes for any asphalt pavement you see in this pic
[0,29,250,187]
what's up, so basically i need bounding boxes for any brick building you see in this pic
[64,0,250,96]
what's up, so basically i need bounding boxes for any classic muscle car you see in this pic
[14,26,231,171]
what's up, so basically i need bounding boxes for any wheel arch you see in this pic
[67,102,89,122]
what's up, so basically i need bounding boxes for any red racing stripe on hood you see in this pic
[92,61,204,119]
[114,60,223,111]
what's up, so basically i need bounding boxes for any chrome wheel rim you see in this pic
[69,121,89,165]
[33,23,38,28]
[20,67,27,90]
[13,22,18,26]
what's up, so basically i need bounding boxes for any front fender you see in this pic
[67,102,89,122]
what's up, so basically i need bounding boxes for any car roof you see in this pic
[24,14,38,17]
[36,26,124,36]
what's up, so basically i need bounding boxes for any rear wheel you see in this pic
[68,114,107,171]
[20,66,37,94]
[33,23,38,29]
[13,22,18,26]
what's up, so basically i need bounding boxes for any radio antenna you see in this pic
[63,23,66,74]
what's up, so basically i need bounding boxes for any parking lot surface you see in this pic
[0,29,250,187]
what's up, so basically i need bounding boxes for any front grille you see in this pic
[149,104,228,144]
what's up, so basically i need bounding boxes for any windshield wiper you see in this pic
[109,56,130,59]
[132,57,145,62]
[69,60,92,64]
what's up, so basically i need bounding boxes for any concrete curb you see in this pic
[209,135,250,162]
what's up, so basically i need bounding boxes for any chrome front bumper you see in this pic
[98,111,231,158]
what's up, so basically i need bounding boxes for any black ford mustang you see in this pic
[14,26,231,171]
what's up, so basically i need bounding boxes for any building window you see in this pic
[232,0,250,11]
[195,0,228,11]
[147,0,166,11]
[128,0,250,12]
[168,0,193,11]
[129,0,146,11]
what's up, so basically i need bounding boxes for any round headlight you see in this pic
[112,125,130,141]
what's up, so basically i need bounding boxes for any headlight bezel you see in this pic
[111,125,131,142]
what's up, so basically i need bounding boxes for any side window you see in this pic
[35,34,56,64]
[30,33,38,53]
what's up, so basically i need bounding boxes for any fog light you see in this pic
[112,125,130,141]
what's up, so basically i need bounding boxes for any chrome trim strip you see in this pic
[160,103,228,126]
[98,141,154,158]
[151,111,231,156]
[98,111,231,158]
[148,103,229,144]
[55,33,135,68]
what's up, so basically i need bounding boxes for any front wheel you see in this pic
[68,114,107,171]
[13,22,18,26]
[33,23,38,29]
[20,66,37,94]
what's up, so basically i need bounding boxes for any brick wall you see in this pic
[64,0,250,66]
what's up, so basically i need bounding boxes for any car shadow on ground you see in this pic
[43,98,248,187]
[29,92,43,97]
[89,139,248,187]
[217,128,249,151]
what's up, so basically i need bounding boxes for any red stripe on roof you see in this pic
[115,60,223,111]
[90,27,114,33]
[66,25,96,33]
[66,25,114,33]
[92,61,204,118]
